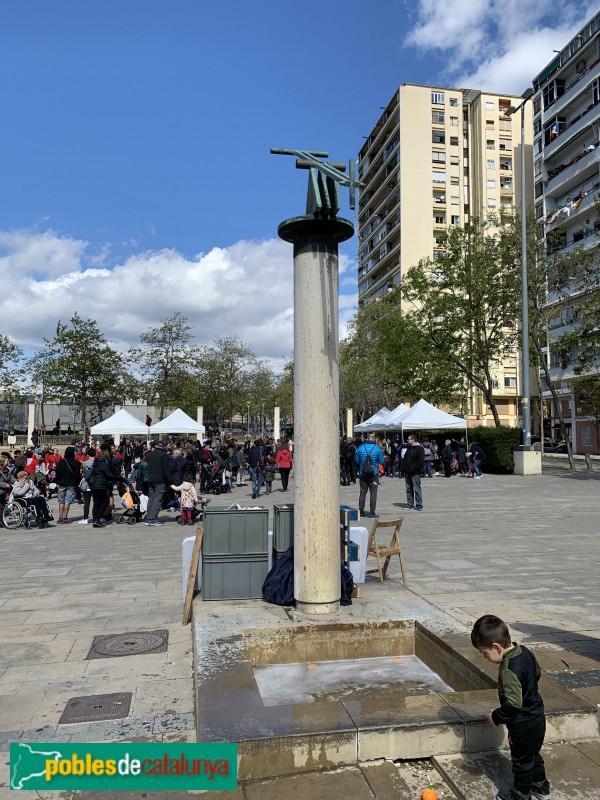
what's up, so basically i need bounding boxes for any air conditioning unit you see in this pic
[575,59,587,73]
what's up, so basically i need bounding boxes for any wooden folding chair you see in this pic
[366,518,407,586]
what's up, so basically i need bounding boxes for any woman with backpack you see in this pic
[275,442,293,493]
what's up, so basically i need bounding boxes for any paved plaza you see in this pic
[0,457,599,797]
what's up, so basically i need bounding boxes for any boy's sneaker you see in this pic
[416,505,423,511]
[531,780,551,800]
[496,788,531,800]
[401,504,415,510]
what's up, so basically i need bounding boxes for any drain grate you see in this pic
[86,629,168,659]
[58,692,132,724]
[547,668,600,690]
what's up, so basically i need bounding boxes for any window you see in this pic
[487,179,496,188]
[432,170,446,183]
[534,160,542,176]
[450,116,458,126]
[534,118,542,136]
[449,98,458,107]
[535,201,543,219]
[451,215,460,224]
[580,426,592,446]
[593,78,600,105]
[504,376,517,389]
[544,116,566,146]
[450,136,459,146]
[451,176,459,185]
[434,215,444,224]
[542,79,565,110]
[432,110,445,125]
[499,119,511,133]
[433,192,446,203]
[492,379,500,389]
[487,159,495,169]
[451,196,460,205]
[450,155,459,165]
[486,119,495,129]
[431,91,445,104]
[463,148,469,158]
[487,140,495,150]
[485,100,494,111]
[432,150,446,163]
[432,130,445,144]
[533,96,541,115]
[487,198,497,207]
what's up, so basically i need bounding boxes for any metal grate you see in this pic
[58,692,132,724]
[86,629,168,659]
[547,668,600,690]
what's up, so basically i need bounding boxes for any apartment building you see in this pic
[533,11,600,453]
[357,84,533,427]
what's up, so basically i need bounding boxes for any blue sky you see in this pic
[0,0,594,367]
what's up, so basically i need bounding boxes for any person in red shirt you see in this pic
[45,448,62,468]
[24,448,38,476]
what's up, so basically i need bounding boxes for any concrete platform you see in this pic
[192,584,599,780]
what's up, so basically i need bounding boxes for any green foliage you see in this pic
[467,425,522,473]
[197,335,259,426]
[45,314,123,429]
[401,219,521,426]
[129,311,196,417]
[0,335,23,396]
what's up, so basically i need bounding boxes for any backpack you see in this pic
[362,444,376,476]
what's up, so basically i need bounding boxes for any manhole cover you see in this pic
[86,629,168,659]
[547,668,600,690]
[58,692,132,724]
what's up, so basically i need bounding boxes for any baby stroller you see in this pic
[200,462,223,494]
[115,479,147,526]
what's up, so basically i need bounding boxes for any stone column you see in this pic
[273,406,280,441]
[278,215,354,615]
[114,405,121,447]
[28,403,35,445]
[197,406,203,426]
[346,408,353,440]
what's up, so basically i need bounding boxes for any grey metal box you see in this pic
[203,508,268,556]
[201,554,269,600]
[273,503,294,553]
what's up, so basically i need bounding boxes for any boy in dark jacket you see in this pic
[472,615,550,800]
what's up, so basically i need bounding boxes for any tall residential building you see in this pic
[357,84,533,427]
[533,11,600,454]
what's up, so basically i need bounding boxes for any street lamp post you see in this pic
[506,88,534,447]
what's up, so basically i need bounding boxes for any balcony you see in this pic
[544,99,600,160]
[545,179,600,229]
[545,57,600,118]
[544,144,599,198]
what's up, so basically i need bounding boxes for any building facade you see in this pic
[357,84,533,428]
[533,11,600,453]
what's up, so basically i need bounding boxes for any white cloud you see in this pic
[0,228,356,371]
[406,0,598,93]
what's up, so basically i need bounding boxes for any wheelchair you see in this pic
[2,497,52,530]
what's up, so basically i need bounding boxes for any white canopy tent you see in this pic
[372,403,409,431]
[379,399,466,434]
[354,407,391,433]
[149,408,205,436]
[90,408,150,436]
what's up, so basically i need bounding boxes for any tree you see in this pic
[573,377,600,454]
[0,335,23,398]
[25,349,59,432]
[45,314,124,432]
[197,335,259,429]
[523,213,596,468]
[129,312,196,418]
[400,219,521,425]
[273,361,294,419]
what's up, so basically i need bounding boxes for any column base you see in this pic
[294,600,340,616]
[513,447,542,475]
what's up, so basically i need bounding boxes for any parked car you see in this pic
[553,442,570,454]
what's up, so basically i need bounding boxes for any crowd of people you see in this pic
[0,434,295,530]
[345,432,486,518]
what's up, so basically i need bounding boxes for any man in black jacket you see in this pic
[401,435,425,511]
[145,442,173,526]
